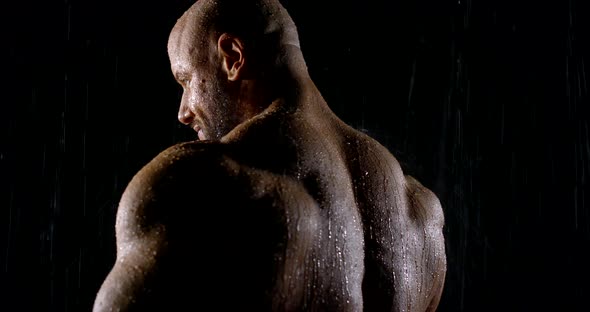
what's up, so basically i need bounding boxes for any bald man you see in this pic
[93,0,446,311]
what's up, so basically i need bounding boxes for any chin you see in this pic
[198,130,206,140]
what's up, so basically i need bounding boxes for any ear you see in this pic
[217,33,245,81]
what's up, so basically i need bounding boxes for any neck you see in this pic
[223,48,342,144]
[234,45,336,134]
[264,45,328,113]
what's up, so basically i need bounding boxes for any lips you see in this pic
[192,125,205,140]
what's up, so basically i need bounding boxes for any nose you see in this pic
[177,94,194,125]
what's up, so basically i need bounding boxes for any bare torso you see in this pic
[94,98,446,311]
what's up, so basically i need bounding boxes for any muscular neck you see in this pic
[266,45,330,114]
[223,45,339,144]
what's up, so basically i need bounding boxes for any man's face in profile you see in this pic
[168,21,235,141]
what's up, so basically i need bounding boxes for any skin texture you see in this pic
[93,0,446,311]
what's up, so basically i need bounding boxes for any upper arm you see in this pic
[93,233,165,311]
[93,143,208,311]
[405,175,445,228]
[405,175,447,311]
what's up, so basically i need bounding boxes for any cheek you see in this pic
[185,82,204,112]
[195,79,216,108]
[185,73,221,115]
[187,88,199,110]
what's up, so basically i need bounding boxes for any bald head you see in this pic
[168,0,301,67]
[167,0,311,141]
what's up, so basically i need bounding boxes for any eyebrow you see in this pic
[173,71,189,84]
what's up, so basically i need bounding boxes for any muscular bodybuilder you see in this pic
[93,0,446,311]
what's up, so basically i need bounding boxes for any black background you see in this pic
[1,0,589,311]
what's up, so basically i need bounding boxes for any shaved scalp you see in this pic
[170,0,300,66]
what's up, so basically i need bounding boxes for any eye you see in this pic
[175,74,190,87]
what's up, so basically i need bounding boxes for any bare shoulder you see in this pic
[95,141,233,311]
[128,140,221,182]
[354,130,444,227]
[127,140,227,187]
[346,130,446,310]
[116,141,228,241]
[404,175,445,228]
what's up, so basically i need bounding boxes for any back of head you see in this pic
[189,0,300,65]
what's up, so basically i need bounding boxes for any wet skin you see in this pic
[94,1,446,311]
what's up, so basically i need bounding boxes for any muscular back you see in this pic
[94,102,446,311]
